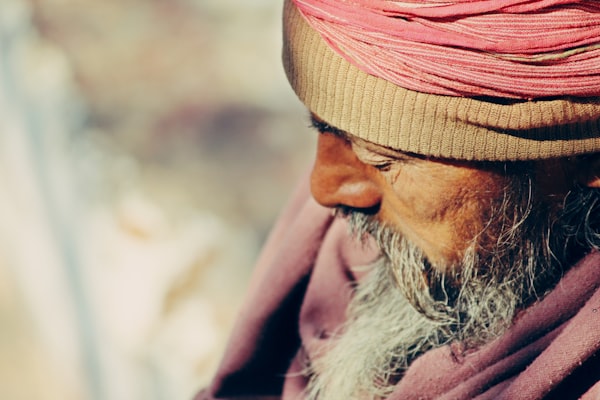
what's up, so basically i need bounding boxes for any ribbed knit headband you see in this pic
[282,0,600,161]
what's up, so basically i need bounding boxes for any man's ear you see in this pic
[574,153,600,188]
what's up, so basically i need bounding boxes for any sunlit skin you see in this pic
[309,114,580,272]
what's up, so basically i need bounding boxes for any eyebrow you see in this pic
[309,114,352,141]
[309,113,429,162]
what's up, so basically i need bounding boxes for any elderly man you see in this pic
[197,0,600,398]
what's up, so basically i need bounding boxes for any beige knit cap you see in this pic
[282,0,600,161]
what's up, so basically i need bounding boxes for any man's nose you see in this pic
[310,133,382,211]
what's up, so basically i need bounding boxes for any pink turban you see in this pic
[283,0,600,160]
[292,0,600,99]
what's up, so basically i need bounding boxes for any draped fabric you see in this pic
[196,174,600,399]
[292,0,600,99]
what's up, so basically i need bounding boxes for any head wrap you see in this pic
[283,0,600,160]
[292,0,600,99]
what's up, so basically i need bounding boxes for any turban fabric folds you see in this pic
[292,0,600,99]
[282,0,600,160]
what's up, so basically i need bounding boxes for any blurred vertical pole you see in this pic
[0,0,103,399]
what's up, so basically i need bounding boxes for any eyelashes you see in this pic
[373,162,393,172]
[308,114,416,172]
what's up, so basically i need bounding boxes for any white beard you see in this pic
[304,241,525,400]
[303,180,571,400]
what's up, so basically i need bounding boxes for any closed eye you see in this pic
[373,162,393,172]
[309,113,421,169]
[352,143,400,171]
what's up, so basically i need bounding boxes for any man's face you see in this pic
[305,114,598,400]
[309,114,540,272]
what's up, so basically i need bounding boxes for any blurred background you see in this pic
[0,0,315,399]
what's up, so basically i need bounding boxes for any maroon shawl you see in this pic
[196,175,600,399]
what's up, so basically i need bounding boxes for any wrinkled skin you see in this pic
[309,113,579,272]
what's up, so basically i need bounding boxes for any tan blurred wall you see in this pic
[1,0,315,399]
